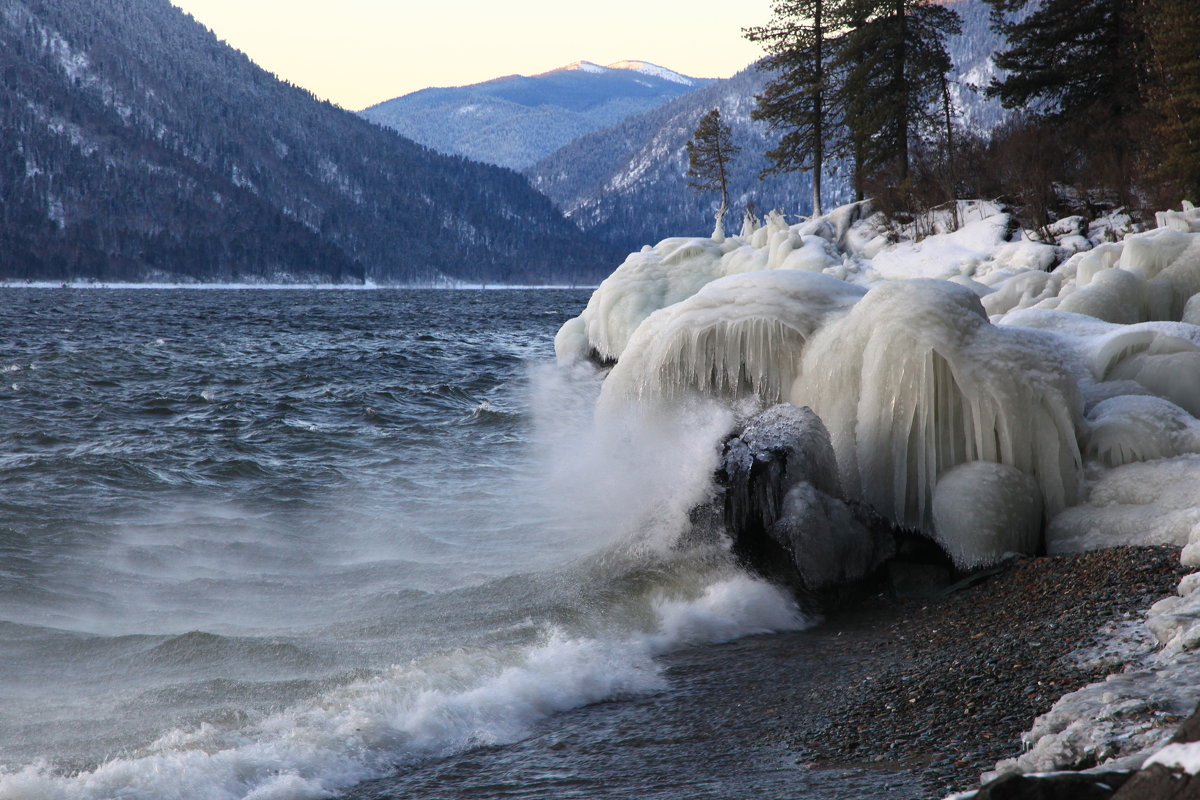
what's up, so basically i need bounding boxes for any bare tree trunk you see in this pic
[812,0,824,216]
[894,0,909,182]
[943,77,959,229]
[712,198,727,242]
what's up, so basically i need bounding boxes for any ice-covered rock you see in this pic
[1083,395,1200,467]
[561,196,1200,608]
[1155,201,1200,234]
[1047,457,1200,552]
[719,404,844,536]
[932,461,1043,569]
[770,482,892,593]
[554,210,848,364]
[716,404,894,598]
[982,559,1200,785]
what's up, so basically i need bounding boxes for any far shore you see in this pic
[0,282,599,291]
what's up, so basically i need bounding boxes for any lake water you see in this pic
[0,289,921,800]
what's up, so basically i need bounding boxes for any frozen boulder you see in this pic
[720,404,843,532]
[1057,266,1147,324]
[1155,202,1200,233]
[717,404,893,598]
[598,270,865,409]
[555,200,876,366]
[554,234,737,363]
[1047,455,1200,552]
[932,461,1044,569]
[1084,395,1200,467]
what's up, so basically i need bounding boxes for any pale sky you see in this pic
[168,0,767,111]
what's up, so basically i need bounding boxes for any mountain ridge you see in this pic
[359,60,710,170]
[0,0,616,284]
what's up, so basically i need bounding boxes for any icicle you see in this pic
[598,271,865,412]
[793,279,1084,533]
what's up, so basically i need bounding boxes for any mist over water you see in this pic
[0,289,807,800]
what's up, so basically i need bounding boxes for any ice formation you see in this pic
[598,271,865,408]
[793,279,1082,534]
[561,197,1200,779]
[932,461,1043,569]
[554,206,857,363]
[564,199,1200,557]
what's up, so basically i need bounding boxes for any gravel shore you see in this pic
[344,546,1187,800]
[782,545,1187,797]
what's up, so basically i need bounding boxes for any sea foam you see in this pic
[0,575,806,800]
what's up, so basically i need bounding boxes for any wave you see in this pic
[0,573,807,800]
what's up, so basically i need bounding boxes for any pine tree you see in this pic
[1143,0,1200,202]
[984,0,1147,200]
[745,0,835,215]
[836,0,960,185]
[985,0,1143,121]
[685,108,741,240]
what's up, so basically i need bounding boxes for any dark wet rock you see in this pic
[1111,764,1200,800]
[972,771,1132,799]
[715,404,894,601]
[967,761,1200,800]
[771,482,892,592]
[1171,701,1200,745]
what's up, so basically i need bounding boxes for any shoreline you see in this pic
[752,546,1187,798]
[335,547,1186,800]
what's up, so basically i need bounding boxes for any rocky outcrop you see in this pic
[715,404,895,603]
[970,771,1132,800]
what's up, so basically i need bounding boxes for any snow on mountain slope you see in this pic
[606,60,698,86]
[0,0,613,285]
[526,64,837,253]
[359,61,709,170]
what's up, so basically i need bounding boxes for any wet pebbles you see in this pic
[784,546,1187,797]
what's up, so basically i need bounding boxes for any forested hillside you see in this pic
[527,66,833,251]
[525,0,1005,252]
[0,0,616,284]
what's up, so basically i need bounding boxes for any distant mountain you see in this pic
[525,0,1007,253]
[359,61,711,171]
[0,0,617,285]
[526,66,826,253]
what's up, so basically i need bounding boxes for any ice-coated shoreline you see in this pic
[758,546,1186,797]
[553,197,1200,794]
[977,546,1200,783]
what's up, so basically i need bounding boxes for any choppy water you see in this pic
[0,289,920,800]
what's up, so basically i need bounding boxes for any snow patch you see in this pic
[606,60,696,86]
[562,60,606,74]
